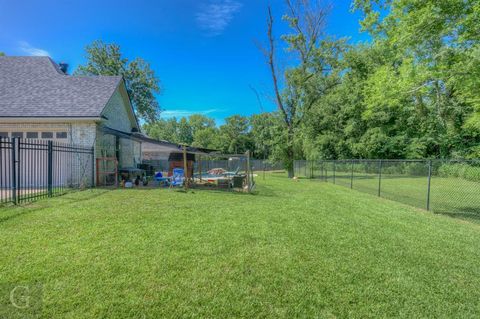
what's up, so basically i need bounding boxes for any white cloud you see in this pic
[18,41,50,56]
[161,108,222,118]
[196,0,242,36]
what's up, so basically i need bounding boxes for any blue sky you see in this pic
[0,0,368,124]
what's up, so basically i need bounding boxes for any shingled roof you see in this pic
[0,56,123,118]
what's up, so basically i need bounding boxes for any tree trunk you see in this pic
[285,128,295,178]
[287,164,295,178]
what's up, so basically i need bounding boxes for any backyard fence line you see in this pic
[294,159,480,217]
[0,137,94,205]
[142,159,284,173]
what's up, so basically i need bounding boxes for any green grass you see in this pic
[308,169,480,223]
[1,173,480,318]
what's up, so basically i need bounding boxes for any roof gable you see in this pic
[0,56,122,118]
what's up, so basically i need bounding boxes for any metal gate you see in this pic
[0,137,94,204]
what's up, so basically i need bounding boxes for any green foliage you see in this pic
[144,114,258,154]
[437,163,480,182]
[0,52,5,56]
[75,40,162,123]
[297,0,480,160]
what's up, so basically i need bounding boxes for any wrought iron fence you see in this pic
[294,159,480,217]
[0,137,94,205]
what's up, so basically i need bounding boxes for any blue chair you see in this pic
[154,172,170,187]
[170,168,185,188]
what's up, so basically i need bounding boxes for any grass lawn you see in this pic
[1,173,480,318]
[310,169,480,223]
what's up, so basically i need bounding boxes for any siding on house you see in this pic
[96,86,141,168]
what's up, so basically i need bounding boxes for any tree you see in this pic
[143,118,178,142]
[75,40,161,123]
[261,0,330,177]
[177,117,193,145]
[250,112,283,160]
[188,114,216,137]
[0,52,5,56]
[192,127,220,149]
[218,115,253,154]
[352,0,480,158]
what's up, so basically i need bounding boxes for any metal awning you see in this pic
[134,133,218,155]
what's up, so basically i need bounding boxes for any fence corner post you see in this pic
[427,160,432,211]
[47,140,53,197]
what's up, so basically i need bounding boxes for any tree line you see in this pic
[71,0,480,177]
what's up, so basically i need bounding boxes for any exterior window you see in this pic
[56,132,68,139]
[0,132,8,138]
[11,132,24,138]
[26,132,39,139]
[41,132,53,139]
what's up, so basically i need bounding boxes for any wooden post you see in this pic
[198,155,202,182]
[183,145,188,190]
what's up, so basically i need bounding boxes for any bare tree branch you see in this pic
[249,85,265,112]
[267,5,290,127]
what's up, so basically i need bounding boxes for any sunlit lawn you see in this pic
[315,170,480,222]
[1,173,480,318]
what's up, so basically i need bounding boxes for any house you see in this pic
[0,56,142,184]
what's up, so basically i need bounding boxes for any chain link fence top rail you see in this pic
[294,159,480,221]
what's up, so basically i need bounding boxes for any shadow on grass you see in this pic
[434,207,480,224]
[0,189,113,224]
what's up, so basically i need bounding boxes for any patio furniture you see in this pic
[154,172,170,187]
[169,168,185,188]
[232,175,246,188]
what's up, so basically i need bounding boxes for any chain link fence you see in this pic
[294,159,480,220]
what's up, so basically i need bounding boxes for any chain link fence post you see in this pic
[427,160,432,211]
[378,160,383,197]
[333,161,336,184]
[350,160,354,189]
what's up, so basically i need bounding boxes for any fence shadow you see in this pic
[0,189,112,224]
[434,208,480,224]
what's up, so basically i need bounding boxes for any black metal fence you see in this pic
[0,137,94,205]
[294,159,480,217]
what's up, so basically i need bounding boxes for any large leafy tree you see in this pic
[75,40,162,123]
[352,0,480,158]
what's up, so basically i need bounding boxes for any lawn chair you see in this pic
[154,172,170,187]
[169,168,185,188]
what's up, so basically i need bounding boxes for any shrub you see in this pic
[438,163,480,182]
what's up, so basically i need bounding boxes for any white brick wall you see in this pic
[0,122,96,147]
